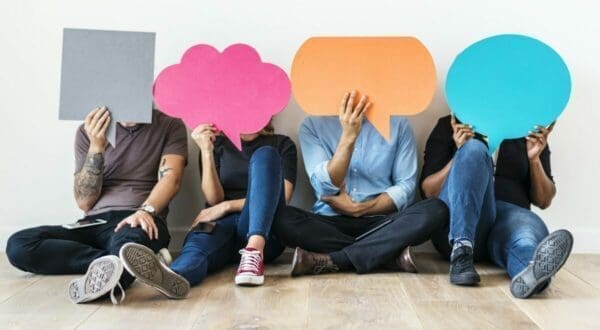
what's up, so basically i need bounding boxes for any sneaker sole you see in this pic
[510,230,573,299]
[68,256,123,304]
[235,274,265,286]
[119,243,190,299]
[450,272,481,286]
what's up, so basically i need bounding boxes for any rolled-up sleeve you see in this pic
[299,118,340,197]
[384,120,417,211]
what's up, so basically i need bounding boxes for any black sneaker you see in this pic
[510,230,573,299]
[450,246,480,285]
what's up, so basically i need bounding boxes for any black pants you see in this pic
[5,210,170,289]
[275,198,449,273]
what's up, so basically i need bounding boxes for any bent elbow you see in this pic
[536,200,552,210]
[76,200,94,212]
[421,185,437,199]
[171,177,183,194]
[204,193,224,206]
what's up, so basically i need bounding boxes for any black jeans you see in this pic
[5,210,170,289]
[275,198,449,273]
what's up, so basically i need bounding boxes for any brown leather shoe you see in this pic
[384,246,418,273]
[290,247,340,277]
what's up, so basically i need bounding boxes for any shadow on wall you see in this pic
[165,84,451,251]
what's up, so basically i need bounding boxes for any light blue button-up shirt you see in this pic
[299,116,418,216]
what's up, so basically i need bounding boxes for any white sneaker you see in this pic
[120,243,190,299]
[68,255,125,304]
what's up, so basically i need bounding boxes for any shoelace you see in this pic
[453,253,475,273]
[312,256,339,274]
[109,282,126,305]
[238,249,261,273]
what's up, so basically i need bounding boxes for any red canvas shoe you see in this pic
[235,248,265,286]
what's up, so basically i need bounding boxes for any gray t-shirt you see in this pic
[75,110,188,220]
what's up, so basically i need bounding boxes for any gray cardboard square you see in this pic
[59,28,155,146]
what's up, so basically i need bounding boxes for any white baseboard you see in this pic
[1,225,599,254]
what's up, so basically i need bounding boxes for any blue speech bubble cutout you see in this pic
[446,34,571,154]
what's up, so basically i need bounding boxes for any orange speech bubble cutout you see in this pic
[291,37,436,139]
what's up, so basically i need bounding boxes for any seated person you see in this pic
[6,107,187,304]
[118,120,297,298]
[420,114,573,298]
[275,91,449,276]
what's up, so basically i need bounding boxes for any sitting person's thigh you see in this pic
[107,218,170,255]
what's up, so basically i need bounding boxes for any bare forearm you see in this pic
[422,160,452,198]
[74,150,104,211]
[144,174,182,214]
[327,132,356,187]
[360,193,397,216]
[529,158,555,209]
[201,152,225,205]
[220,198,245,213]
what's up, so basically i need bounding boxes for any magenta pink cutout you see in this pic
[153,43,291,150]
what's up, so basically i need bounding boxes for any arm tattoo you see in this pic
[159,167,173,180]
[75,152,104,200]
[158,157,173,180]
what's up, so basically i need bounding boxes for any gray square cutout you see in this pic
[59,28,156,146]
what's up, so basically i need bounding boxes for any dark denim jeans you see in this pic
[170,146,286,286]
[275,198,449,274]
[6,210,170,289]
[433,139,550,278]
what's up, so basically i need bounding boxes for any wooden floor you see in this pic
[1,253,599,329]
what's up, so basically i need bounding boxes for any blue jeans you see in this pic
[487,200,549,278]
[170,146,286,286]
[436,139,496,261]
[433,139,550,278]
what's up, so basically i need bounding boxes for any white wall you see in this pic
[1,0,598,252]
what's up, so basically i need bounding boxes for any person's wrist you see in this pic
[529,155,542,164]
[340,130,358,145]
[220,200,231,213]
[138,203,156,216]
[201,151,215,162]
[89,142,105,154]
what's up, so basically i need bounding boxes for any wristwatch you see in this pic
[138,204,156,216]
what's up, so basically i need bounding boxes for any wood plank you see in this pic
[0,255,42,303]
[1,253,600,329]
[306,273,423,329]
[563,254,600,289]
[403,253,539,329]
[192,261,310,329]
[497,265,600,329]
[76,279,207,330]
[0,275,99,329]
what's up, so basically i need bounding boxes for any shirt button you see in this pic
[353,188,357,192]
[353,168,357,172]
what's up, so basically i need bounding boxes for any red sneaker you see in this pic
[235,248,264,286]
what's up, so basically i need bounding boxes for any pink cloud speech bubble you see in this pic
[153,43,291,150]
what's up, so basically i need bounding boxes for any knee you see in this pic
[499,207,549,239]
[109,227,153,254]
[251,146,281,164]
[456,139,489,163]
[422,198,450,229]
[6,231,32,269]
